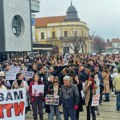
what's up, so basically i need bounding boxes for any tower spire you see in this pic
[71,1,72,6]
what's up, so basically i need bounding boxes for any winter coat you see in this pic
[83,80,98,107]
[113,73,120,92]
[29,81,44,102]
[73,80,83,111]
[60,84,79,109]
[102,71,110,93]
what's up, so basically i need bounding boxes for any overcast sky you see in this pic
[36,0,120,40]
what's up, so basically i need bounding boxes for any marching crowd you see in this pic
[0,53,120,120]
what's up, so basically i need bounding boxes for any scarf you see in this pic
[88,77,94,90]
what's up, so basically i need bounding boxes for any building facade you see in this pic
[105,38,120,53]
[35,3,92,54]
[0,0,40,61]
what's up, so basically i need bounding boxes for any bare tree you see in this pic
[68,36,85,54]
[94,35,105,53]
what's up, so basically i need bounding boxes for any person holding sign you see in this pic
[83,73,98,120]
[47,76,62,120]
[29,73,44,120]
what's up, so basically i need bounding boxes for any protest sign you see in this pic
[32,85,44,94]
[21,71,34,80]
[5,66,20,80]
[91,94,100,106]
[45,95,59,105]
[0,88,26,120]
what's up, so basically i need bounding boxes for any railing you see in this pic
[47,37,58,41]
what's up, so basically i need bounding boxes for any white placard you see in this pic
[21,71,34,80]
[91,94,100,106]
[5,66,20,80]
[32,85,44,94]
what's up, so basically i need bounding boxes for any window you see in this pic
[63,47,69,54]
[12,16,21,37]
[82,31,83,37]
[64,31,68,37]
[41,32,44,39]
[74,31,77,37]
[52,32,55,38]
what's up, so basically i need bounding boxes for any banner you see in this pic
[45,95,59,105]
[0,88,26,120]
[5,65,21,80]
[91,94,100,106]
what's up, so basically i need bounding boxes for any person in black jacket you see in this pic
[73,75,83,120]
[47,76,62,120]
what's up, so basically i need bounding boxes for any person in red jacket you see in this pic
[29,73,44,120]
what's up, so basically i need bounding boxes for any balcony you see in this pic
[47,37,58,41]
[30,0,40,13]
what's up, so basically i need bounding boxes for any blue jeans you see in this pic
[63,108,76,120]
[49,105,61,120]
[105,93,110,101]
[116,92,120,110]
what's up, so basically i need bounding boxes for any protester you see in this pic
[73,75,83,120]
[102,67,110,102]
[94,73,100,115]
[113,67,120,111]
[111,68,118,94]
[47,76,61,120]
[60,75,79,120]
[0,77,7,90]
[83,73,98,120]
[29,73,44,120]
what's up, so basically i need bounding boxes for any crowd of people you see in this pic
[0,53,120,120]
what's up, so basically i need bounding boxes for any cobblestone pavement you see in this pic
[26,94,120,120]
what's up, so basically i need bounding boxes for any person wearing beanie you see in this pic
[60,75,79,120]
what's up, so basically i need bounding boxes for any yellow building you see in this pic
[35,3,92,54]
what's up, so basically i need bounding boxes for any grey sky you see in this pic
[36,0,120,40]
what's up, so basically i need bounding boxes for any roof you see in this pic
[112,38,120,43]
[35,16,66,28]
[65,3,80,22]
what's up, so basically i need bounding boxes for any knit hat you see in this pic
[63,76,70,81]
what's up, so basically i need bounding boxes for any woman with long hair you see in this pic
[47,76,61,120]
[29,74,44,120]
[83,73,98,120]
